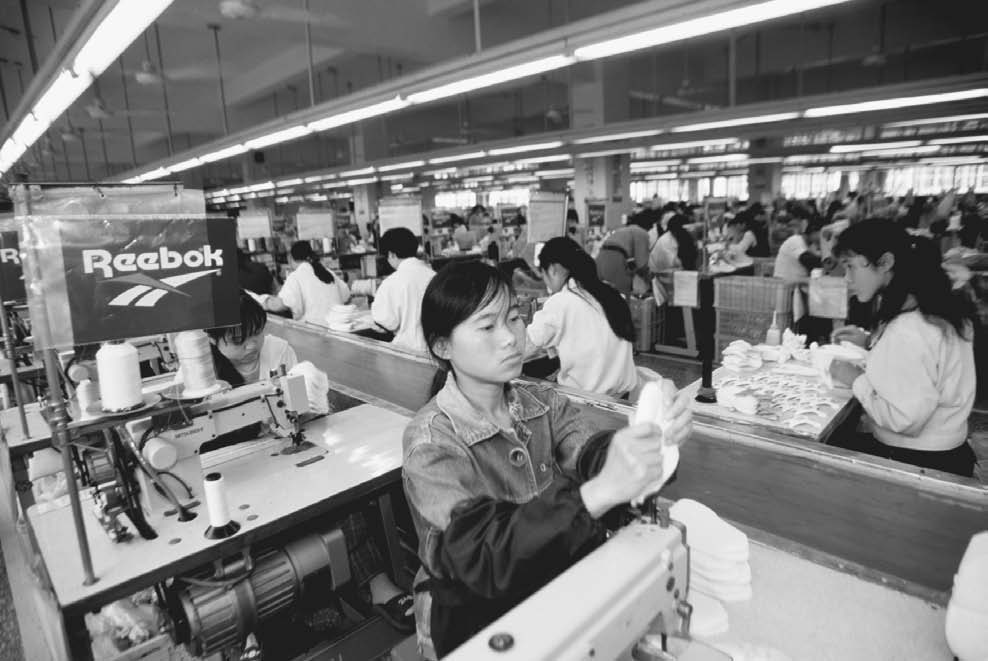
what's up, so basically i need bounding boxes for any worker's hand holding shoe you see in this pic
[830,325,870,348]
[580,422,666,518]
[829,359,864,389]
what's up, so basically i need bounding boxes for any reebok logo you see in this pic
[82,245,223,278]
[0,248,18,265]
[81,245,225,308]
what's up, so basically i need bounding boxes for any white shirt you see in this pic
[526,281,638,397]
[852,311,975,452]
[773,234,809,281]
[372,258,435,353]
[279,262,351,327]
[649,232,681,273]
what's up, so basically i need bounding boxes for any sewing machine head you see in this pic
[444,517,733,661]
[121,369,309,522]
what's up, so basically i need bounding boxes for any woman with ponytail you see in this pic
[526,237,638,397]
[829,219,977,477]
[264,241,350,327]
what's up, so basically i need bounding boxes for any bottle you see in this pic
[765,311,781,346]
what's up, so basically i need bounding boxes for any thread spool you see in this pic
[96,341,142,412]
[174,331,221,398]
[76,379,99,412]
[203,472,240,539]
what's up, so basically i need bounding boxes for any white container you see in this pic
[96,341,142,411]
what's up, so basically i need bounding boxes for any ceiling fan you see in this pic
[216,0,348,27]
[130,59,213,86]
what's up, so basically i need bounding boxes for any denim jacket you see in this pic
[402,376,614,659]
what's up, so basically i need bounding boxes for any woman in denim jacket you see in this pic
[402,262,692,658]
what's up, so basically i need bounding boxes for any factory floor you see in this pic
[0,352,984,661]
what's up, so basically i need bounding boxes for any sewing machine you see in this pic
[445,516,732,661]
[117,368,309,528]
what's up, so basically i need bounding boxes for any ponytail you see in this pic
[538,237,635,343]
[290,241,335,284]
[667,214,698,270]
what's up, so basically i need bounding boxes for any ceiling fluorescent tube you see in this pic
[140,167,171,181]
[407,55,573,104]
[574,0,853,60]
[859,145,941,157]
[928,135,988,145]
[488,141,565,155]
[340,166,376,177]
[200,144,248,163]
[277,178,304,187]
[515,154,572,165]
[379,160,426,171]
[650,138,741,151]
[829,140,922,153]
[169,157,202,172]
[671,112,800,132]
[33,70,93,123]
[804,88,988,117]
[11,114,48,150]
[244,125,311,150]
[308,96,409,132]
[573,130,662,144]
[686,153,749,164]
[74,0,176,77]
[884,113,988,127]
[428,151,487,164]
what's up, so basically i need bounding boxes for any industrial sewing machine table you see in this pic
[21,403,411,660]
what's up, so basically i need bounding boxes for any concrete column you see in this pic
[747,136,783,204]
[573,154,630,229]
[352,183,379,239]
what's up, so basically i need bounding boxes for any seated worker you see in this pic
[527,237,638,398]
[372,228,435,353]
[260,242,350,327]
[828,220,977,477]
[452,219,476,251]
[402,261,693,658]
[649,214,699,273]
[724,211,762,258]
[205,291,415,631]
[773,217,824,281]
[595,216,652,296]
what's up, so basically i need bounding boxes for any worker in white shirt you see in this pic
[526,237,638,398]
[773,217,824,281]
[258,242,350,327]
[372,228,435,353]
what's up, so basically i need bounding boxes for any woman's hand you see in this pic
[830,325,869,348]
[580,423,666,518]
[829,359,864,388]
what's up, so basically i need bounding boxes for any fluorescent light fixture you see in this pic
[277,178,304,187]
[573,130,662,145]
[488,141,565,156]
[631,159,682,169]
[340,166,376,177]
[308,95,409,132]
[804,88,988,118]
[408,55,573,104]
[346,177,378,186]
[576,148,641,158]
[247,181,275,192]
[200,144,247,163]
[380,173,414,182]
[536,168,575,178]
[506,175,539,183]
[275,196,290,204]
[323,181,349,189]
[139,167,171,181]
[574,0,851,60]
[11,113,48,149]
[169,157,202,172]
[829,140,923,153]
[686,153,749,164]
[379,160,426,171]
[919,156,986,165]
[120,176,143,184]
[884,113,988,127]
[307,194,328,201]
[428,151,487,164]
[211,188,229,197]
[244,192,258,199]
[858,145,941,157]
[74,0,175,76]
[244,125,311,150]
[643,173,679,180]
[927,135,988,145]
[650,138,741,151]
[464,175,495,183]
[680,170,717,178]
[671,112,799,132]
[746,156,785,164]
[515,154,572,165]
[304,174,334,183]
[33,70,92,123]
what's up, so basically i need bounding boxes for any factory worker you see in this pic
[259,241,350,327]
[829,220,977,477]
[594,216,652,295]
[773,217,824,281]
[372,228,435,353]
[649,214,699,273]
[724,211,761,258]
[205,291,415,631]
[526,237,638,398]
[402,261,693,658]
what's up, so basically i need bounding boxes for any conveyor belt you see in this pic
[265,316,988,597]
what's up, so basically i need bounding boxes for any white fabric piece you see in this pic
[772,234,809,281]
[287,360,330,415]
[628,379,680,506]
[692,573,753,603]
[371,258,435,353]
[670,499,749,561]
[278,262,350,327]
[688,591,730,638]
[526,281,637,397]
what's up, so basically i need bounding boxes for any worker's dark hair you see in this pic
[206,291,269,387]
[379,227,420,259]
[834,219,973,339]
[537,237,635,343]
[805,217,827,235]
[290,241,334,283]
[666,214,699,271]
[422,261,515,396]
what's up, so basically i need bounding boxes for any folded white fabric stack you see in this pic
[946,531,988,661]
[670,499,752,605]
[326,304,361,332]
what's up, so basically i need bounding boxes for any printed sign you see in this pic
[23,216,240,348]
[296,210,335,240]
[527,191,567,244]
[0,231,26,301]
[237,213,272,240]
[379,196,424,236]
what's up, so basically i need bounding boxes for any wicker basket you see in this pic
[716,308,793,356]
[714,276,796,314]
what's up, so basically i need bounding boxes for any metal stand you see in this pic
[695,275,717,404]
